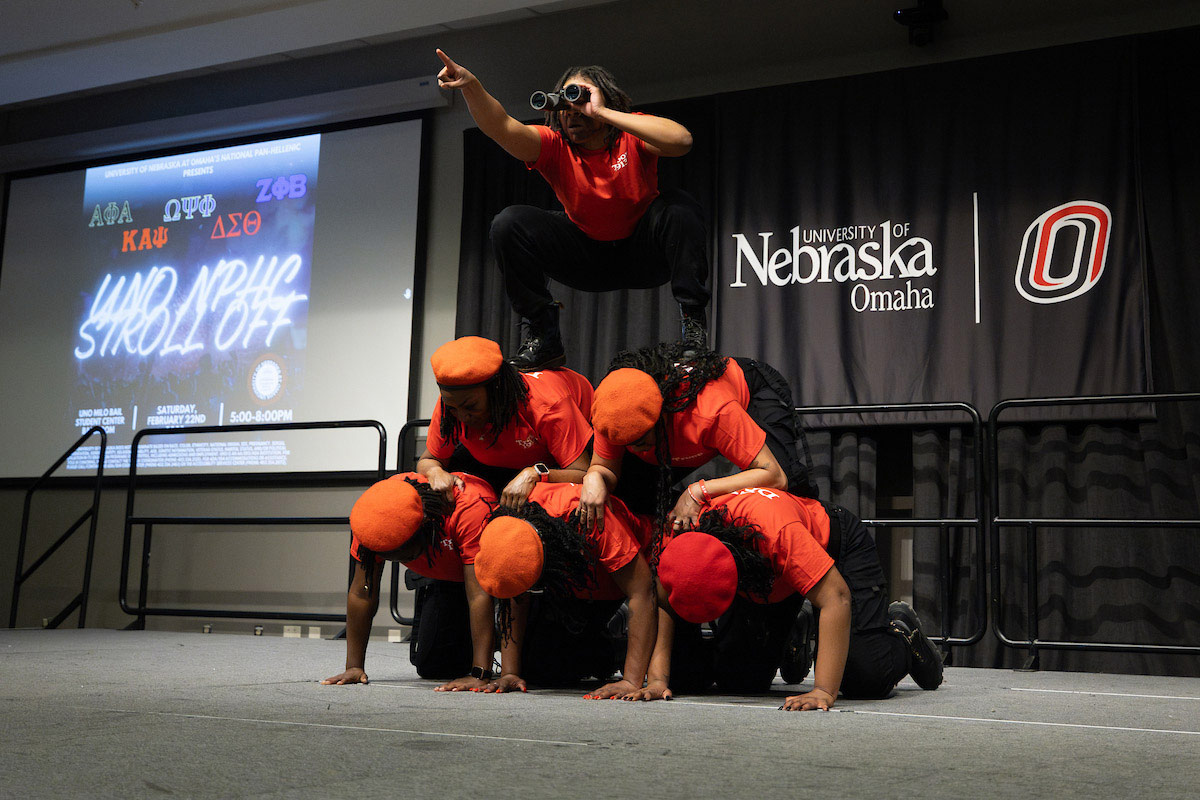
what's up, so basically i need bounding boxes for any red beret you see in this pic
[474,516,545,599]
[657,532,738,623]
[430,336,504,387]
[592,368,663,445]
[349,477,425,552]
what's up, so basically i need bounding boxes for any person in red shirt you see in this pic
[321,471,500,691]
[417,336,593,504]
[580,342,816,543]
[470,482,658,699]
[436,49,711,370]
[640,488,943,708]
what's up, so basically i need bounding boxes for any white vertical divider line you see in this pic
[973,191,981,324]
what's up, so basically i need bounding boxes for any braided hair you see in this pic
[489,500,597,644]
[437,361,529,447]
[545,65,632,152]
[606,342,730,555]
[692,507,775,602]
[355,478,453,595]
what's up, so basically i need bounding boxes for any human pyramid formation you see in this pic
[321,51,943,709]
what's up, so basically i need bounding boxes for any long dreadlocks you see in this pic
[692,507,775,603]
[488,500,597,643]
[606,342,730,555]
[545,65,632,152]
[437,361,529,447]
[355,478,454,594]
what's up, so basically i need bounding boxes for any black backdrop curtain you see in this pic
[453,27,1200,675]
[913,28,1200,675]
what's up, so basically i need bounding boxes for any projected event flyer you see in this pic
[69,134,320,470]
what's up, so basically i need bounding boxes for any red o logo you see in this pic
[1015,200,1111,304]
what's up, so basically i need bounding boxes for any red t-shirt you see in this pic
[704,489,834,602]
[529,123,659,241]
[593,365,765,470]
[350,472,497,582]
[526,482,650,600]
[426,368,594,470]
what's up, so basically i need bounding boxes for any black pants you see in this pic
[734,357,817,499]
[669,506,908,699]
[407,572,473,680]
[444,444,520,499]
[520,594,623,687]
[490,188,711,318]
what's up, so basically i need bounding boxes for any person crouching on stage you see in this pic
[417,335,593,506]
[321,472,499,691]
[471,483,657,699]
[580,342,815,539]
[640,487,943,708]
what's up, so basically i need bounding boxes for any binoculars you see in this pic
[529,83,590,111]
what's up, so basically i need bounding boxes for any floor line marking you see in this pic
[847,708,1200,736]
[94,708,591,746]
[1009,687,1200,701]
[331,686,1200,734]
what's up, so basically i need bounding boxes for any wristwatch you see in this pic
[469,665,494,680]
[534,462,550,483]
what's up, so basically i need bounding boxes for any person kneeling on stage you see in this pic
[321,472,499,691]
[639,487,943,709]
[472,483,657,699]
[581,342,816,538]
[418,335,593,505]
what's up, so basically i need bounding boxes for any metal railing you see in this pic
[988,392,1200,667]
[9,426,108,629]
[799,402,988,649]
[387,418,432,626]
[119,420,386,628]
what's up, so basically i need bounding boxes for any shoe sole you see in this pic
[512,354,566,372]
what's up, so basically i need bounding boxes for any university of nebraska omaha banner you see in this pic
[714,38,1148,416]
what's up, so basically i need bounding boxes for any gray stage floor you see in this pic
[2,630,1198,799]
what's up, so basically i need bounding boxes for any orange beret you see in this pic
[430,336,504,387]
[657,532,738,623]
[592,368,663,445]
[474,516,545,599]
[349,476,425,552]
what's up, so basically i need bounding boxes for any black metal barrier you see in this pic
[9,426,108,629]
[387,418,432,626]
[119,420,386,628]
[799,403,988,649]
[988,392,1200,667]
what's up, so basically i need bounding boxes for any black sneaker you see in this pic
[888,601,943,690]
[508,329,565,371]
[680,305,708,350]
[779,600,814,684]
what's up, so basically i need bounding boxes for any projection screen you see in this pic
[0,118,424,477]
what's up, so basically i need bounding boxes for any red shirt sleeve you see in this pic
[537,396,592,468]
[700,400,767,469]
[591,504,643,575]
[528,125,560,170]
[592,428,625,461]
[774,521,836,596]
